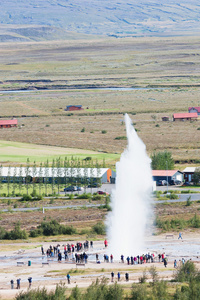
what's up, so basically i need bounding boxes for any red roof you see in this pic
[152,170,179,176]
[188,107,200,113]
[173,113,198,119]
[0,119,18,125]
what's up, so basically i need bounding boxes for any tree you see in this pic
[56,157,62,194]
[64,157,70,195]
[51,159,55,195]
[12,167,17,196]
[7,166,11,195]
[44,159,49,195]
[25,158,31,195]
[89,159,95,193]
[32,161,37,194]
[76,158,81,192]
[151,151,174,170]
[18,165,23,195]
[0,165,3,193]
[83,161,89,192]
[38,163,43,195]
[96,159,101,187]
[193,167,200,185]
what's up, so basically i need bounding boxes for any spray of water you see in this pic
[107,114,153,259]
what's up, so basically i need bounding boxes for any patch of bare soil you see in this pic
[0,206,106,231]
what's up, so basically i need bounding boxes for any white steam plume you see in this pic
[107,113,153,258]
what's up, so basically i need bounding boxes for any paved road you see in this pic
[157,194,200,204]
[1,182,200,212]
[1,203,102,212]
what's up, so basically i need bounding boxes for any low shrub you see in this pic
[166,193,179,199]
[102,130,107,134]
[76,193,91,199]
[92,222,106,235]
[186,196,192,206]
[114,136,127,140]
[16,284,66,300]
[20,194,32,201]
[2,223,28,240]
[29,219,77,237]
[92,195,102,201]
[174,260,197,282]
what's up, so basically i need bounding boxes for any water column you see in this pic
[107,114,153,258]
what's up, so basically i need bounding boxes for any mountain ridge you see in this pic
[0,0,200,38]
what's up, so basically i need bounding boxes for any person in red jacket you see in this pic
[110,254,113,263]
[104,239,108,247]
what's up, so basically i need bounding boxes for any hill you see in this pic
[0,0,199,39]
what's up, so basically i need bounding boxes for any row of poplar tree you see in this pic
[0,157,106,196]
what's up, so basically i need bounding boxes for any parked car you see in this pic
[64,186,77,192]
[88,183,101,188]
[97,190,109,195]
[76,186,84,191]
[170,179,182,186]
[157,180,168,186]
[182,181,191,186]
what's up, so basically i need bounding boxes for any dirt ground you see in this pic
[0,200,200,232]
[0,232,200,299]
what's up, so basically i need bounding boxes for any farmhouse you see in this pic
[188,107,200,115]
[0,119,18,128]
[65,105,83,111]
[173,113,198,121]
[182,167,199,183]
[0,167,116,184]
[152,170,183,185]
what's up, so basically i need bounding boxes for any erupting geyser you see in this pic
[107,114,153,258]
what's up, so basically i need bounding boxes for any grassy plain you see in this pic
[0,36,199,166]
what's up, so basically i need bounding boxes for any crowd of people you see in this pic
[9,239,187,290]
[10,277,32,290]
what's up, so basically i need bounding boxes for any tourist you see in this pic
[174,259,177,268]
[178,232,183,239]
[126,256,130,265]
[140,255,143,264]
[158,254,161,262]
[121,255,124,263]
[161,253,165,262]
[110,254,113,263]
[131,256,134,265]
[10,279,14,289]
[67,273,70,284]
[41,246,44,255]
[104,239,108,248]
[125,273,129,282]
[164,258,168,267]
[17,278,21,289]
[111,271,114,282]
[182,258,185,265]
[58,252,62,262]
[96,254,99,262]
[84,253,88,263]
[137,255,140,264]
[90,241,93,248]
[117,272,120,281]
[28,277,32,289]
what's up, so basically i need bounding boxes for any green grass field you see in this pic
[0,140,119,167]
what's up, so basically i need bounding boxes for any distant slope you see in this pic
[0,25,94,42]
[0,0,200,38]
